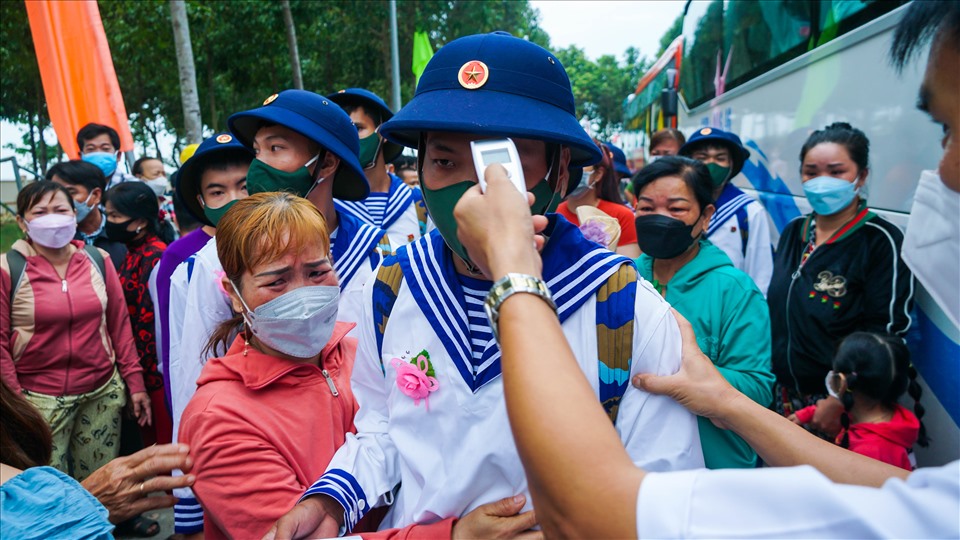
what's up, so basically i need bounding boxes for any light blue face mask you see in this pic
[231,283,339,359]
[74,192,96,223]
[82,152,118,177]
[802,175,860,215]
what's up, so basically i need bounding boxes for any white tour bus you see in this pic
[626,0,958,466]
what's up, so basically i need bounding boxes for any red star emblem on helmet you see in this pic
[458,60,489,90]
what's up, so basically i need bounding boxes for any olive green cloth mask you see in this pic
[246,157,318,197]
[358,133,383,169]
[202,198,239,227]
[421,178,561,266]
[706,162,731,188]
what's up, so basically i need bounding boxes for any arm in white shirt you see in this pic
[301,275,401,533]
[615,281,704,472]
[744,203,774,297]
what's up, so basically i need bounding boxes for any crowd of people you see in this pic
[1,1,958,538]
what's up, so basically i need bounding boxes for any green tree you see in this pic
[0,1,61,172]
[555,45,649,138]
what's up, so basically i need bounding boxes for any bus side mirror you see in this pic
[661,88,678,118]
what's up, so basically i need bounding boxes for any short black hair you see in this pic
[16,181,76,217]
[799,122,870,174]
[45,160,107,193]
[132,156,162,176]
[76,123,120,151]
[339,102,384,128]
[631,156,714,212]
[890,0,960,72]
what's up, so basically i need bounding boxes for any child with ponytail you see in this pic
[790,332,928,470]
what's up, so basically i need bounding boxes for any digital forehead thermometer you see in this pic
[471,138,527,198]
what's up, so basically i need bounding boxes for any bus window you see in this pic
[680,0,724,109]
[724,1,811,89]
[817,0,906,46]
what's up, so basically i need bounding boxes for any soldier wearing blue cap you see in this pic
[228,89,390,335]
[328,88,429,248]
[271,31,703,539]
[606,142,633,179]
[162,132,253,535]
[680,127,774,296]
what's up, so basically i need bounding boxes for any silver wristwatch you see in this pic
[484,273,557,342]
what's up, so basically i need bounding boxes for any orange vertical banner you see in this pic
[25,0,133,159]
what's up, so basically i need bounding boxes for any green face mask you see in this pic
[202,198,239,227]
[421,178,562,266]
[706,162,731,188]
[246,157,318,197]
[358,133,382,170]
[529,179,562,215]
[421,180,475,263]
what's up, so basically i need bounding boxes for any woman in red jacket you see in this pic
[1,181,149,481]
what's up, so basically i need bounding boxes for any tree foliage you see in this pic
[555,45,650,138]
[2,0,648,167]
[656,12,684,58]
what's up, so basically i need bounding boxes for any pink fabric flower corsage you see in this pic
[391,350,439,410]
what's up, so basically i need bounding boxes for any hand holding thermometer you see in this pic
[471,138,527,198]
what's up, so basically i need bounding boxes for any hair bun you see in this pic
[827,121,854,131]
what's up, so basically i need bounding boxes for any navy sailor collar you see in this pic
[396,214,630,393]
[707,182,754,236]
[331,210,384,289]
[335,174,413,230]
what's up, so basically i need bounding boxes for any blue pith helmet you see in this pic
[227,89,369,201]
[605,142,632,178]
[679,127,751,178]
[327,88,404,163]
[176,133,253,226]
[379,31,601,167]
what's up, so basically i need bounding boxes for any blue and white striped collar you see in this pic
[396,215,630,393]
[707,183,754,236]
[331,211,384,289]
[335,174,413,230]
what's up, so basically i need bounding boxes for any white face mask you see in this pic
[902,169,960,329]
[143,176,169,197]
[26,213,77,249]
[232,283,340,359]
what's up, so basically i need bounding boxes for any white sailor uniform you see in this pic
[305,216,704,532]
[707,183,775,296]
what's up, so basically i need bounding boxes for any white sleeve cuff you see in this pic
[636,469,702,539]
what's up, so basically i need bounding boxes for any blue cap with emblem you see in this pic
[327,88,404,163]
[605,142,632,178]
[176,132,253,225]
[379,31,601,166]
[227,89,369,201]
[679,127,751,178]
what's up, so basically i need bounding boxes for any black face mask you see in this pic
[634,213,701,259]
[105,218,139,244]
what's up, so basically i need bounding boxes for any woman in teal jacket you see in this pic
[631,156,775,468]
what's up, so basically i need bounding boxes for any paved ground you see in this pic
[114,504,174,539]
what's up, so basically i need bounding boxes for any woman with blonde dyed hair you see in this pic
[177,191,360,538]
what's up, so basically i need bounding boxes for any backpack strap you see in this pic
[81,244,106,282]
[6,250,27,306]
[595,263,637,423]
[372,257,405,372]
